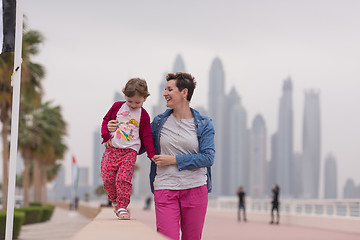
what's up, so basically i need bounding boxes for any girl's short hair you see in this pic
[122,78,150,98]
[166,72,196,101]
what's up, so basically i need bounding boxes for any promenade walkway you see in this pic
[132,207,360,240]
[18,207,91,240]
[17,203,360,240]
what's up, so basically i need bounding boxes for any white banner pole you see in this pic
[5,0,23,239]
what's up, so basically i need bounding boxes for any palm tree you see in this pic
[0,52,14,210]
[0,20,44,210]
[19,101,67,204]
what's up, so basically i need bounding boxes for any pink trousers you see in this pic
[101,147,137,209]
[154,185,208,240]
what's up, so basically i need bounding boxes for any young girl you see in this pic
[101,78,155,220]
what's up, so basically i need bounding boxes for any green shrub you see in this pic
[0,210,25,240]
[40,204,55,222]
[15,207,43,225]
[29,201,42,207]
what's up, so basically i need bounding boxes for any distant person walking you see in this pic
[143,196,152,210]
[237,186,247,222]
[270,184,280,224]
[101,78,155,220]
[74,196,79,211]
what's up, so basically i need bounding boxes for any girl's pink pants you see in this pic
[101,147,137,209]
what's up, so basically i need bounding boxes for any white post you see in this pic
[5,0,23,239]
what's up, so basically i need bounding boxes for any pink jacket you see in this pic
[101,101,155,160]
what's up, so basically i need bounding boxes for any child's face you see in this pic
[125,94,146,110]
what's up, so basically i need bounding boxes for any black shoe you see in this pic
[270,221,274,224]
[276,221,279,224]
[244,219,247,222]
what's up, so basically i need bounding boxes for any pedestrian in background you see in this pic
[237,186,247,222]
[270,184,280,224]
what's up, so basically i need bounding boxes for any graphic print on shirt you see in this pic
[116,111,139,141]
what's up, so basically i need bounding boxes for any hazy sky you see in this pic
[9,0,360,196]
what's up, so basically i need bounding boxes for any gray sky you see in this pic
[14,0,360,196]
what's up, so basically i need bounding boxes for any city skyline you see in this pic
[0,1,358,197]
[49,54,353,200]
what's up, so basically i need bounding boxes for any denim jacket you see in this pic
[149,108,215,193]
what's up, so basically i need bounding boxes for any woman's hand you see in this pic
[107,120,118,132]
[152,155,177,166]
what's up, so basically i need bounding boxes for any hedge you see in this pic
[0,211,25,240]
[29,202,42,207]
[40,204,55,222]
[15,206,43,225]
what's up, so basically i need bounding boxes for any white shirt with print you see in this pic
[111,103,142,153]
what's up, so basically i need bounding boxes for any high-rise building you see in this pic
[343,178,357,199]
[268,133,278,191]
[208,57,225,196]
[78,167,89,187]
[324,153,337,199]
[276,77,293,198]
[172,54,186,73]
[226,87,249,195]
[302,90,321,199]
[51,166,66,201]
[249,114,267,198]
[292,153,303,198]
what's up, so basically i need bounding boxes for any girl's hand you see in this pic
[152,155,177,166]
[107,120,118,132]
[104,137,113,149]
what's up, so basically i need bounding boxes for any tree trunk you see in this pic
[41,164,47,204]
[33,160,42,202]
[22,153,30,206]
[1,115,10,210]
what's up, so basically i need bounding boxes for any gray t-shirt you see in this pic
[154,114,207,190]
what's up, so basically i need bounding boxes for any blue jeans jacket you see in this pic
[149,108,215,193]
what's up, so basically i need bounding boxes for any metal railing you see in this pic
[208,197,360,218]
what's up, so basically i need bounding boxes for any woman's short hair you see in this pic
[122,78,150,98]
[166,72,197,101]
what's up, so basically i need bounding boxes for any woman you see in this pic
[108,72,215,240]
[270,184,280,224]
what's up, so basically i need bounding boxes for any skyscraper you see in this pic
[208,57,225,196]
[226,87,249,195]
[249,114,267,198]
[172,54,186,73]
[343,178,357,199]
[302,90,321,199]
[324,153,337,199]
[78,167,90,187]
[268,133,278,195]
[291,153,303,198]
[276,77,293,197]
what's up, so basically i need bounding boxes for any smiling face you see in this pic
[163,79,187,109]
[125,94,146,110]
